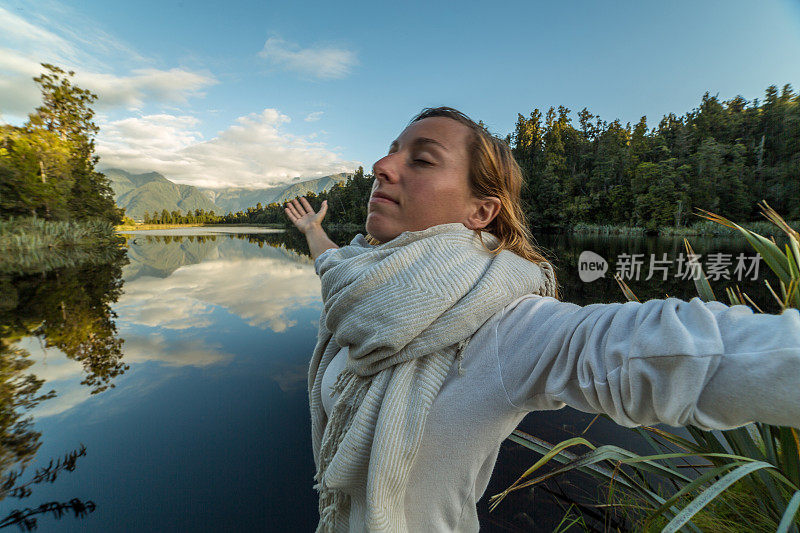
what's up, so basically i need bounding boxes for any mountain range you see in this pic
[103,168,353,220]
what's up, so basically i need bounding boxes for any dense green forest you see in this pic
[0,64,123,226]
[511,85,799,230]
[150,84,797,233]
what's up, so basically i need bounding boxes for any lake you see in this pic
[0,226,778,531]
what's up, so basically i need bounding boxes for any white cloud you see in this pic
[0,5,216,118]
[259,37,357,79]
[76,68,216,110]
[305,111,324,122]
[97,109,359,188]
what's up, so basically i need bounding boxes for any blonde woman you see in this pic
[284,107,800,532]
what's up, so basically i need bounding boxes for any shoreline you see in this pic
[115,222,285,231]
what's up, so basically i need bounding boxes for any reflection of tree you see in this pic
[240,228,361,258]
[1,247,129,394]
[0,345,95,530]
[0,344,55,485]
[0,250,126,528]
[0,498,96,531]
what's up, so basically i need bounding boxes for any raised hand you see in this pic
[284,197,328,234]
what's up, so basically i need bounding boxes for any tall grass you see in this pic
[571,219,800,237]
[660,218,800,238]
[493,202,800,532]
[571,222,646,236]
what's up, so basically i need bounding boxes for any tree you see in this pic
[24,64,122,224]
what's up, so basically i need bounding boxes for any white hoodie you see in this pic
[316,249,800,531]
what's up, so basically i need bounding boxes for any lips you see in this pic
[371,191,398,204]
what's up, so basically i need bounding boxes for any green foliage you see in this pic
[1,64,122,225]
[510,86,800,230]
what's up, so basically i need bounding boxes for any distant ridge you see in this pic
[103,168,353,219]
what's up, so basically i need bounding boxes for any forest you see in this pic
[511,85,799,230]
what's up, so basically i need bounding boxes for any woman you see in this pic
[284,107,800,532]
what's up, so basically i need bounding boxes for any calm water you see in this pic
[0,227,778,531]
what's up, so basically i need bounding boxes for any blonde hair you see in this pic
[366,106,558,296]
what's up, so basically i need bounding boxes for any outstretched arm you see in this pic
[284,197,339,261]
[496,295,800,429]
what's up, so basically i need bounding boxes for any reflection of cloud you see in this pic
[13,336,92,418]
[270,364,308,393]
[117,256,321,332]
[14,328,235,418]
[123,334,233,367]
[15,336,84,383]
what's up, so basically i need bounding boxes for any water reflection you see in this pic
[0,247,128,529]
[120,233,320,332]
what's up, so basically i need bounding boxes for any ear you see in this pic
[466,196,501,230]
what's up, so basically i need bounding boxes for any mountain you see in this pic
[103,168,352,219]
[200,173,352,214]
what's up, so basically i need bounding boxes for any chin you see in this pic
[365,216,400,243]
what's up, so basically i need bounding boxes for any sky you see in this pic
[1,0,799,189]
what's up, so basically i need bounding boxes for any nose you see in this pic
[372,153,399,183]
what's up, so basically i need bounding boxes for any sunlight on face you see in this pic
[365,117,475,242]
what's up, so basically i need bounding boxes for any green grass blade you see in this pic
[663,461,777,533]
[780,428,800,488]
[777,490,800,533]
[739,229,791,282]
[514,436,596,480]
[646,461,747,527]
[684,239,716,302]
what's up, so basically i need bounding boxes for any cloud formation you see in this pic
[0,5,216,119]
[259,37,357,79]
[96,109,359,188]
[305,111,324,122]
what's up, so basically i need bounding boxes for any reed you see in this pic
[571,222,646,236]
[493,202,800,532]
[570,219,800,237]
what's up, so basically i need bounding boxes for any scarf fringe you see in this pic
[315,369,369,532]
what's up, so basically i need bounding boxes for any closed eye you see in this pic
[413,159,433,166]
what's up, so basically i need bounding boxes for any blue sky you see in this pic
[1,0,799,189]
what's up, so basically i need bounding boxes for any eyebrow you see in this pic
[389,137,449,152]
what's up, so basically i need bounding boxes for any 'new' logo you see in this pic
[578,251,608,282]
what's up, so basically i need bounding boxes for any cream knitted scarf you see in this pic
[309,222,556,532]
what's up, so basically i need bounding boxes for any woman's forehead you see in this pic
[394,117,472,152]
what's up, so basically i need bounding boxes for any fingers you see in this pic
[284,197,324,224]
[284,200,302,221]
[300,197,314,213]
[318,199,328,218]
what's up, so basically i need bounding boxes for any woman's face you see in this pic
[366,116,484,243]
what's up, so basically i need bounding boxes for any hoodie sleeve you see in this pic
[495,295,800,429]
[314,247,337,276]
